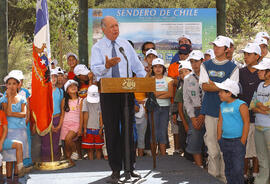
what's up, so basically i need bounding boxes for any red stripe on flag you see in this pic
[30,44,53,135]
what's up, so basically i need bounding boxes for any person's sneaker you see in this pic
[13,175,22,184]
[71,152,79,160]
[17,162,25,178]
[143,150,152,156]
[106,171,120,184]
[6,177,12,184]
[130,171,141,178]
[248,176,255,184]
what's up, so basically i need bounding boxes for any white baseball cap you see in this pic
[215,79,240,96]
[178,60,193,71]
[204,49,215,59]
[188,50,204,61]
[252,58,270,70]
[256,32,270,40]
[64,79,78,92]
[152,58,165,66]
[74,64,90,76]
[178,34,192,42]
[146,49,158,57]
[66,52,78,60]
[239,43,261,56]
[55,67,64,75]
[209,35,230,48]
[87,85,100,103]
[51,59,58,66]
[8,70,24,80]
[254,37,268,46]
[50,69,58,76]
[227,37,234,46]
[4,72,21,83]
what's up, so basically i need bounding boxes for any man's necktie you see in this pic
[111,41,120,77]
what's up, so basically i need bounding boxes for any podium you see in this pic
[99,77,155,181]
[99,77,155,93]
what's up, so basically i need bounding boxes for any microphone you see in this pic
[119,47,129,78]
[119,47,127,58]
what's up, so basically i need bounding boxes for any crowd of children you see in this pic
[0,31,270,184]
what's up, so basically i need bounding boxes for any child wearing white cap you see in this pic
[41,69,64,162]
[178,34,192,46]
[199,35,239,181]
[204,49,215,62]
[81,85,104,160]
[250,58,270,184]
[226,37,245,68]
[74,64,94,99]
[59,80,83,162]
[7,70,33,167]
[1,73,29,182]
[55,67,65,89]
[173,60,192,159]
[238,43,261,179]
[51,59,58,69]
[183,50,205,167]
[150,58,173,155]
[66,52,79,80]
[254,37,269,61]
[216,79,249,184]
[255,31,270,42]
[145,49,158,77]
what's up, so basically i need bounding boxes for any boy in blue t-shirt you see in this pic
[216,79,249,184]
[199,36,239,181]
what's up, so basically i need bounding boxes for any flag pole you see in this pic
[33,0,74,171]
[49,130,54,162]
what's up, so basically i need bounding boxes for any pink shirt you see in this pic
[63,99,80,123]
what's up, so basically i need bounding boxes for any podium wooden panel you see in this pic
[99,77,155,93]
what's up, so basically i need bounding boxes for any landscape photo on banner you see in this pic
[88,8,217,64]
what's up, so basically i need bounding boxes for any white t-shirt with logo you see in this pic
[155,76,173,107]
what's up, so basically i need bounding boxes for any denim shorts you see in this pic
[149,106,170,144]
[186,108,206,154]
[3,138,13,150]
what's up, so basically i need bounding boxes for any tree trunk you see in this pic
[0,0,8,86]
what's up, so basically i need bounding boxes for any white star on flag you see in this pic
[36,0,42,13]
[40,59,46,65]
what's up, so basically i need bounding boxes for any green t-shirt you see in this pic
[174,86,189,121]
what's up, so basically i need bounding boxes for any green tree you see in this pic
[8,0,79,71]
[95,0,215,8]
[8,0,35,45]
[226,0,270,37]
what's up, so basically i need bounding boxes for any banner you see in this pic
[88,8,216,63]
[30,0,53,136]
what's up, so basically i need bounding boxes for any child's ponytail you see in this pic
[64,92,71,112]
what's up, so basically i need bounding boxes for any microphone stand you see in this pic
[121,50,131,182]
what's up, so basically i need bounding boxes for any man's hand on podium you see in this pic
[105,56,121,69]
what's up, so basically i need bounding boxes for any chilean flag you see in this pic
[30,0,53,136]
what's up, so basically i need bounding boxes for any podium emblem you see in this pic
[122,78,136,90]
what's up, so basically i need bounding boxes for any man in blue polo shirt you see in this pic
[199,36,239,182]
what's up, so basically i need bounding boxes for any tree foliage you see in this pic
[8,0,35,45]
[95,0,215,8]
[226,0,270,37]
[7,0,270,83]
[8,0,79,71]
